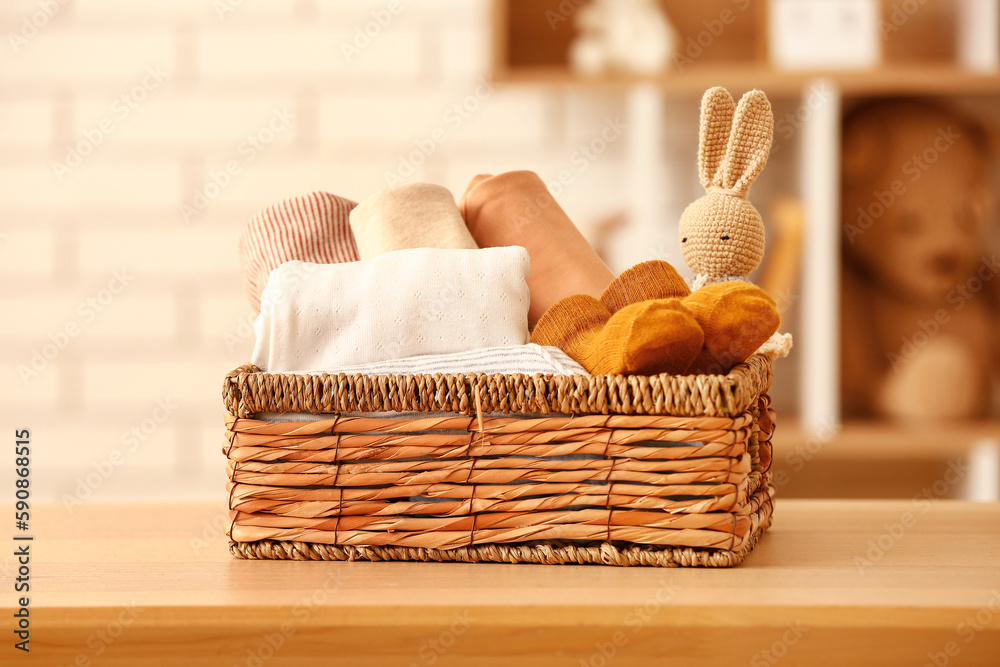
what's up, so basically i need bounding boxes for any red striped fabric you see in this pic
[238,191,360,312]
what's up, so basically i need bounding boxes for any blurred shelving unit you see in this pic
[491,0,1000,499]
[489,63,1000,95]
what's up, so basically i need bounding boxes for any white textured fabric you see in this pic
[252,246,531,373]
[755,332,793,359]
[689,273,749,291]
[303,343,587,377]
[257,344,589,423]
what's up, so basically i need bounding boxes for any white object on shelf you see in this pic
[963,439,1000,502]
[570,0,677,76]
[957,0,1000,72]
[620,83,667,269]
[800,80,841,434]
[769,0,881,71]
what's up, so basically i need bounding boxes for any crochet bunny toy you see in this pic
[675,87,781,373]
[530,87,779,376]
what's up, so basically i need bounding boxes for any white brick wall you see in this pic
[71,0,302,22]
[0,100,54,145]
[0,164,183,207]
[3,31,176,84]
[0,0,662,506]
[77,229,241,274]
[0,230,57,276]
[71,94,299,150]
[198,30,423,81]
[0,358,60,410]
[0,293,173,340]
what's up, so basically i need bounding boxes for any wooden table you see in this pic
[5,500,999,666]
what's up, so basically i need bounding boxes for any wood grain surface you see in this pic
[4,500,999,666]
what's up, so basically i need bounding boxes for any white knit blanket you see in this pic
[251,247,531,373]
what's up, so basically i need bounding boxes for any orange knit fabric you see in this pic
[682,281,779,375]
[530,295,703,375]
[600,260,690,312]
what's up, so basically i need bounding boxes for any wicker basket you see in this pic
[222,353,776,567]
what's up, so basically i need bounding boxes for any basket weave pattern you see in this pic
[223,354,776,567]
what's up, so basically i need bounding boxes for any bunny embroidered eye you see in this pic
[720,235,730,241]
[681,237,687,243]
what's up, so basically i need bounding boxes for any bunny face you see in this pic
[682,87,772,280]
[680,193,765,279]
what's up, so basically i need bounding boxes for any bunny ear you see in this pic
[720,89,773,196]
[698,87,735,190]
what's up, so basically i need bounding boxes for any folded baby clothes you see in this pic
[300,344,587,376]
[239,191,359,313]
[458,170,615,328]
[349,183,478,259]
[252,246,530,373]
[530,294,703,376]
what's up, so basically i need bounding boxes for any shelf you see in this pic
[772,419,1000,460]
[492,63,1000,96]
[493,0,1000,97]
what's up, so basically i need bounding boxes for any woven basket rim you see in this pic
[222,354,773,419]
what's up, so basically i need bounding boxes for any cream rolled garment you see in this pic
[252,246,531,373]
[349,182,478,259]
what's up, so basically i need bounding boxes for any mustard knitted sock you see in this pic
[530,295,704,375]
[600,260,691,313]
[682,281,779,375]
